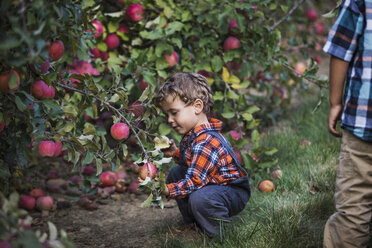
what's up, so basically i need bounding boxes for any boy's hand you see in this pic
[328,104,343,137]
[161,139,177,157]
[162,185,170,196]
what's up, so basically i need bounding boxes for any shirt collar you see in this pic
[185,118,223,138]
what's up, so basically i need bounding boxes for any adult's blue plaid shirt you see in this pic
[323,0,372,141]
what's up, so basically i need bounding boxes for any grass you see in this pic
[153,91,341,248]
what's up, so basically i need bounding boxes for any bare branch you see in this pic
[269,0,306,32]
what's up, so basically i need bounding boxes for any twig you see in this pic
[281,62,328,89]
[269,0,306,32]
[56,82,150,159]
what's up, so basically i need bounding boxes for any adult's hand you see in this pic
[328,104,343,137]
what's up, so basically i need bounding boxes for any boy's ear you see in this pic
[193,99,204,114]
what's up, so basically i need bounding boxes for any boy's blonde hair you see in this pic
[154,72,214,113]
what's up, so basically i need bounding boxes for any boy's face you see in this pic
[160,95,203,135]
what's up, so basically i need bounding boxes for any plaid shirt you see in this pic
[323,0,372,141]
[167,118,245,199]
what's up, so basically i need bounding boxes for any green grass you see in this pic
[153,92,341,248]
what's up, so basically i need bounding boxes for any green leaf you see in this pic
[211,56,223,72]
[141,192,153,207]
[280,5,288,13]
[164,7,174,18]
[108,22,119,33]
[270,4,276,10]
[96,158,102,175]
[8,71,18,90]
[139,30,163,40]
[0,35,22,50]
[159,123,172,136]
[221,112,235,119]
[97,42,107,52]
[245,106,260,114]
[122,144,128,157]
[83,122,96,135]
[242,112,253,121]
[48,222,58,241]
[213,91,224,101]
[81,150,94,165]
[165,21,184,35]
[17,230,43,248]
[265,148,278,156]
[15,96,27,111]
[227,90,239,100]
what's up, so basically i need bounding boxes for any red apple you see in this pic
[118,24,129,33]
[271,169,282,179]
[38,141,56,157]
[164,51,179,67]
[42,85,55,99]
[313,23,324,35]
[224,36,241,52]
[105,33,120,50]
[115,179,127,193]
[0,242,12,248]
[197,70,213,78]
[36,196,54,211]
[229,130,241,140]
[294,62,306,75]
[92,20,103,38]
[41,60,50,74]
[48,40,64,61]
[139,80,149,91]
[258,180,274,193]
[116,170,127,180]
[53,142,62,157]
[83,165,96,176]
[139,162,157,180]
[31,80,48,99]
[234,149,244,165]
[0,70,20,93]
[127,3,144,21]
[129,101,145,118]
[306,9,318,22]
[19,195,36,211]
[100,51,109,61]
[128,180,142,194]
[99,171,118,187]
[90,47,101,59]
[228,19,238,34]
[30,188,45,199]
[110,123,130,140]
[314,56,321,64]
[0,121,5,132]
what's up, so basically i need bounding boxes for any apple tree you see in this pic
[0,0,331,205]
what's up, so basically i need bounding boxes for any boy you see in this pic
[153,72,250,237]
[323,0,372,247]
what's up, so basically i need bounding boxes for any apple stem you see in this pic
[269,0,306,32]
[56,82,150,159]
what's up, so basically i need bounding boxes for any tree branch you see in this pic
[56,82,150,159]
[280,62,328,89]
[269,0,306,32]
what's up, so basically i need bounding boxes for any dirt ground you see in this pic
[27,53,331,248]
[29,158,189,248]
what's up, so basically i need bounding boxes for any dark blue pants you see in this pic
[166,165,250,236]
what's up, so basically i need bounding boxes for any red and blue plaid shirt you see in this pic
[323,0,372,141]
[166,118,245,199]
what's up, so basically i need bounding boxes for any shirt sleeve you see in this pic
[173,148,180,164]
[166,138,220,199]
[323,0,364,62]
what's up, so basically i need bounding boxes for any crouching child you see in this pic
[153,72,251,237]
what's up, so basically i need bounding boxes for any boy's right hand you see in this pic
[161,139,177,157]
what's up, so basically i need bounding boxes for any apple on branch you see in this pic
[0,70,20,93]
[164,51,179,67]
